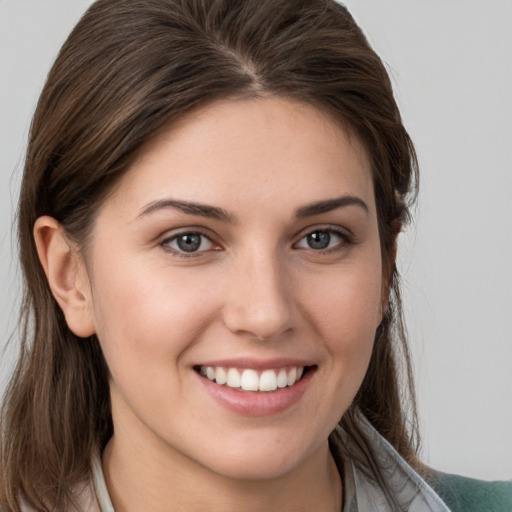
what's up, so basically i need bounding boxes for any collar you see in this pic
[90,452,115,512]
[332,417,450,512]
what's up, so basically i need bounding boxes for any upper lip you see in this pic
[194,357,315,370]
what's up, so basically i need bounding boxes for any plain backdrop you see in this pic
[1,0,511,481]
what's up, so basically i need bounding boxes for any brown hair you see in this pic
[1,0,420,510]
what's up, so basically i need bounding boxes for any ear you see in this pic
[34,216,96,338]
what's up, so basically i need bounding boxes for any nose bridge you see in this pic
[223,245,292,340]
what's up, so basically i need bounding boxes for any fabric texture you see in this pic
[428,470,512,512]
[330,418,451,511]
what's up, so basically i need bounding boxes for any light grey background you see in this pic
[1,0,511,480]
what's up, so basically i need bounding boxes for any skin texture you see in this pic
[35,98,385,512]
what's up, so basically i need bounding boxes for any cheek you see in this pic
[305,259,383,340]
[298,258,382,389]
[319,284,378,380]
[89,258,220,377]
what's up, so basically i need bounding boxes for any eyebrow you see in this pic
[295,195,369,218]
[137,199,236,223]
[137,194,368,223]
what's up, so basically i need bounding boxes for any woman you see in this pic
[0,0,510,511]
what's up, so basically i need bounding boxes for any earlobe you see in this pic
[33,216,96,338]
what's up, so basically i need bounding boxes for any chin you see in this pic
[195,433,322,482]
[209,454,303,482]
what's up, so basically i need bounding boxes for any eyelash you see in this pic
[160,227,352,258]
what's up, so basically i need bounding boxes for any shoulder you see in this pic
[427,469,512,512]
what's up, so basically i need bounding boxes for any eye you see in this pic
[295,228,347,251]
[162,231,216,254]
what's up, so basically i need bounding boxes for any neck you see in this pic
[102,433,342,512]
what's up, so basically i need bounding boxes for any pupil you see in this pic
[177,234,201,252]
[308,231,330,249]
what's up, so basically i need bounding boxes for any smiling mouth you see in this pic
[194,365,314,392]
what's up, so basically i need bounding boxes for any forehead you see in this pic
[103,97,375,219]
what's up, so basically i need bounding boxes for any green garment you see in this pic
[428,470,512,512]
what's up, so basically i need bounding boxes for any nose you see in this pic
[222,251,293,341]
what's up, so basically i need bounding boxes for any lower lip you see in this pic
[197,369,315,416]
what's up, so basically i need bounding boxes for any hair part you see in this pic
[1,1,419,510]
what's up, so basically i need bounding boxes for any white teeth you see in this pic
[240,369,259,391]
[206,367,215,380]
[227,368,241,388]
[277,369,288,388]
[215,367,227,385]
[259,370,278,392]
[200,365,306,392]
[287,367,297,386]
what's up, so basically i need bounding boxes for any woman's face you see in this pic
[84,98,384,480]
